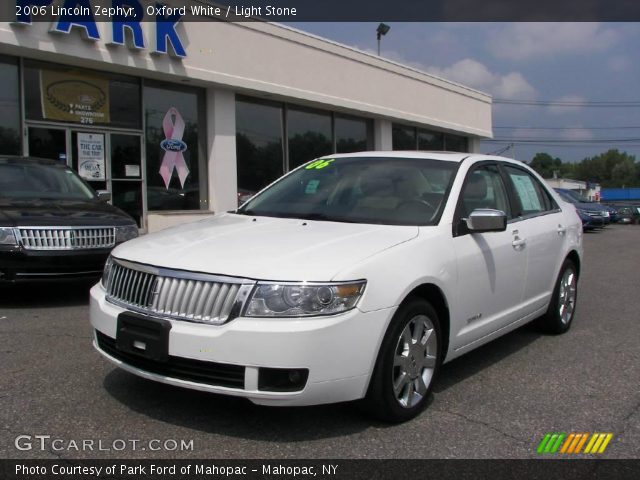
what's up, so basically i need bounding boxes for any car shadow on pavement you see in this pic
[102,369,391,441]
[434,322,542,393]
[0,279,95,308]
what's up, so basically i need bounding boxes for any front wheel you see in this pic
[538,259,578,334]
[362,297,442,422]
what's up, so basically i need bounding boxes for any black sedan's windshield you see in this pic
[238,157,458,226]
[0,163,95,200]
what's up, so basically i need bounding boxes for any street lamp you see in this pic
[376,23,390,56]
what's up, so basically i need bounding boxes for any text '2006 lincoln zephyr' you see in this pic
[90,152,582,422]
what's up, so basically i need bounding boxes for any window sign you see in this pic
[77,133,105,181]
[41,70,110,125]
[125,165,140,177]
[159,107,189,189]
[510,173,542,212]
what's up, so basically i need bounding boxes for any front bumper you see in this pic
[90,284,394,406]
[0,247,110,282]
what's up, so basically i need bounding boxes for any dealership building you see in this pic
[0,1,492,231]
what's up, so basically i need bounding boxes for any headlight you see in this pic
[115,225,138,243]
[101,256,113,290]
[245,281,366,317]
[0,227,17,246]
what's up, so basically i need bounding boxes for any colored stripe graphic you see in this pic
[539,433,613,454]
[537,433,565,453]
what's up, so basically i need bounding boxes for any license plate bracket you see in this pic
[116,312,171,362]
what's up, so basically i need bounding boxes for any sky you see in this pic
[288,22,640,164]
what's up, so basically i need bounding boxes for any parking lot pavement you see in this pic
[1,225,639,460]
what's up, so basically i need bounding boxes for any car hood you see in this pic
[0,198,134,227]
[112,213,419,281]
[572,202,605,212]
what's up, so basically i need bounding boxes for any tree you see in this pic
[529,152,563,178]
[574,149,638,187]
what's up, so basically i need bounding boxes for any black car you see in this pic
[0,157,138,282]
[615,205,640,224]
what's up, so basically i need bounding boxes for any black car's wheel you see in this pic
[538,259,578,334]
[363,297,442,423]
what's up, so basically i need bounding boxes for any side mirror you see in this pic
[466,209,507,233]
[96,190,111,202]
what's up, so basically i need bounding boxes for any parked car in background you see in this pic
[615,205,640,224]
[91,152,582,422]
[554,188,607,230]
[601,204,619,223]
[554,188,611,224]
[0,157,139,282]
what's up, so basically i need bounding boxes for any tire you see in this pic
[538,259,578,334]
[362,297,442,423]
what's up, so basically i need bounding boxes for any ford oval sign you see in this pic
[161,139,188,153]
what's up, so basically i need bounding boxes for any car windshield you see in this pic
[0,163,95,200]
[237,156,458,226]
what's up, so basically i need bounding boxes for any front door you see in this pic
[450,164,528,352]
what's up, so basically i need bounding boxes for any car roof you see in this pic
[320,151,526,164]
[0,156,64,167]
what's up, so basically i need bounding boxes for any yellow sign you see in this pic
[41,70,110,125]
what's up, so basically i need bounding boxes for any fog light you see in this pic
[258,367,309,392]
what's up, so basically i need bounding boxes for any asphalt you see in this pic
[1,225,639,460]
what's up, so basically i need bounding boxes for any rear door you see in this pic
[500,163,565,314]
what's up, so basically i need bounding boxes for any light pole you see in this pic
[376,23,390,56]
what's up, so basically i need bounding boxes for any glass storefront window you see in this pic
[144,82,206,211]
[392,124,416,150]
[336,116,371,153]
[287,107,333,170]
[24,60,141,129]
[0,56,21,156]
[445,134,468,152]
[394,123,468,153]
[418,129,444,150]
[236,98,284,196]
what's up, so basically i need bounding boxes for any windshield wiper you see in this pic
[298,213,356,223]
[236,209,257,216]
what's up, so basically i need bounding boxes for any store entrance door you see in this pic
[26,126,145,228]
[109,134,143,227]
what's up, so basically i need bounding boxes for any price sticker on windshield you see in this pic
[305,159,335,170]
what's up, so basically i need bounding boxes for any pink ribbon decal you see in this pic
[159,107,190,189]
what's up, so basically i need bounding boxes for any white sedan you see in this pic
[90,152,582,422]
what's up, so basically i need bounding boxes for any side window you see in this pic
[503,165,557,216]
[460,164,511,219]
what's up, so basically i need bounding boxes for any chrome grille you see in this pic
[106,260,254,325]
[17,227,115,250]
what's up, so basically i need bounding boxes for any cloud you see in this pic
[608,56,631,73]
[427,58,536,100]
[487,23,619,60]
[560,127,594,141]
[548,95,587,115]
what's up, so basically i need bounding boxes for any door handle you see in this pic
[512,237,527,249]
[557,225,567,236]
